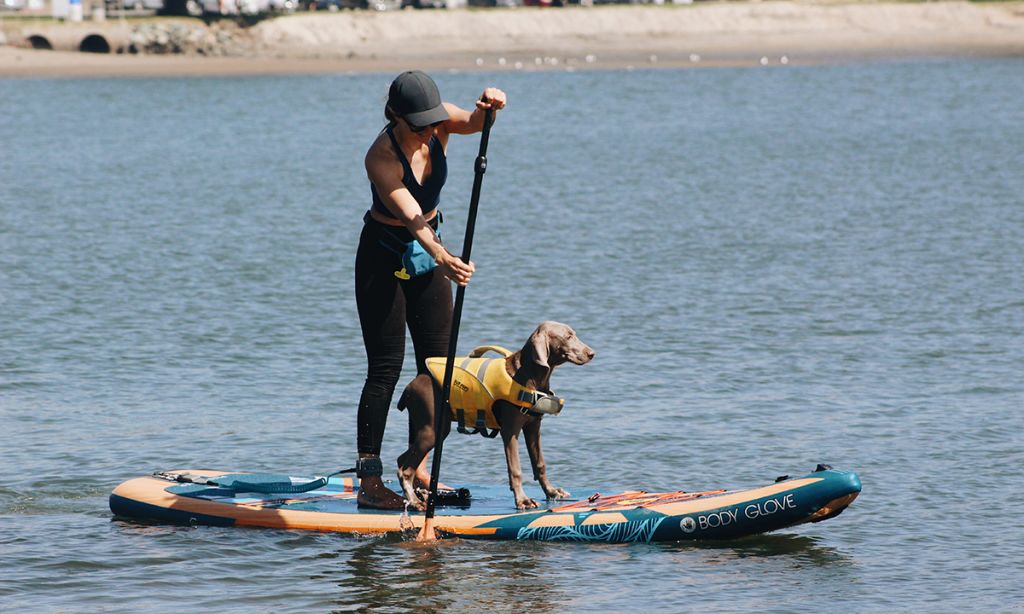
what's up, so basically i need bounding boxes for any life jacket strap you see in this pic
[455,408,477,435]
[517,390,539,405]
[455,408,500,438]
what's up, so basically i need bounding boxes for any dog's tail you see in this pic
[396,387,409,412]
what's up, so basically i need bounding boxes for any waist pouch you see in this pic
[373,213,442,280]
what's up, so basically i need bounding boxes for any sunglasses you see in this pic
[406,118,443,133]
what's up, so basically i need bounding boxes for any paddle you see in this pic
[418,104,495,541]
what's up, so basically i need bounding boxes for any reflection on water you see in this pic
[688,533,854,566]
[329,539,568,612]
[315,532,855,612]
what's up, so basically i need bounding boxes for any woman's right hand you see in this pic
[435,250,475,286]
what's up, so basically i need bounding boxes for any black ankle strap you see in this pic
[340,457,383,478]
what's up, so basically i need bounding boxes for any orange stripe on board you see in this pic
[112,475,514,534]
[580,512,628,526]
[526,514,577,528]
[652,478,824,516]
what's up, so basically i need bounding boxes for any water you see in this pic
[2,59,1023,611]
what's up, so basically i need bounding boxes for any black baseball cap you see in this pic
[388,70,449,127]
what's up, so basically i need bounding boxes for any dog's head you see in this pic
[520,321,595,390]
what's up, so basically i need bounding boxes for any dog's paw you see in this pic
[515,497,539,510]
[545,487,571,500]
[405,496,427,511]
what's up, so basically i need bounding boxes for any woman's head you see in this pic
[386,70,449,131]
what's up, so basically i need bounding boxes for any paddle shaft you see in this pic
[424,107,494,521]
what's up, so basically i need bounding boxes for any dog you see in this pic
[396,321,594,510]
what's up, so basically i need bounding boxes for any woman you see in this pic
[354,70,506,509]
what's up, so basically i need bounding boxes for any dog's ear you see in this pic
[527,328,550,370]
[523,326,552,386]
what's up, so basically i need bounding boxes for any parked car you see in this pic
[239,0,297,13]
[303,0,342,10]
[367,0,400,9]
[303,0,396,9]
[468,0,521,6]
[421,0,468,6]
[106,0,164,11]
[159,0,293,15]
[161,0,204,15]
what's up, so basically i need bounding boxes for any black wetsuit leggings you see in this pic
[354,216,451,456]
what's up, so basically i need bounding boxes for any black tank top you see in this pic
[370,125,447,219]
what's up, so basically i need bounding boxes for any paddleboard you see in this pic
[109,465,860,543]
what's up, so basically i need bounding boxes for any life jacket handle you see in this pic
[468,345,514,358]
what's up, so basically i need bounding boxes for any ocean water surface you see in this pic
[1,58,1023,611]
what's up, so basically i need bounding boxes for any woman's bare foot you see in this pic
[356,475,405,510]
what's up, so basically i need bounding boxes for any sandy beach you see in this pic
[1,1,1023,78]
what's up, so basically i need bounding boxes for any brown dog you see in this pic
[396,321,594,510]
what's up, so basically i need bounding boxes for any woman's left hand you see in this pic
[477,88,507,111]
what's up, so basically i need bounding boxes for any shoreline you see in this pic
[2,1,1023,78]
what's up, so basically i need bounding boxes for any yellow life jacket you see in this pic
[425,346,563,438]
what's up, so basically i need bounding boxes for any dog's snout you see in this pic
[568,342,595,365]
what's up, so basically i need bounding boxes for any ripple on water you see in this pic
[2,60,1024,611]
